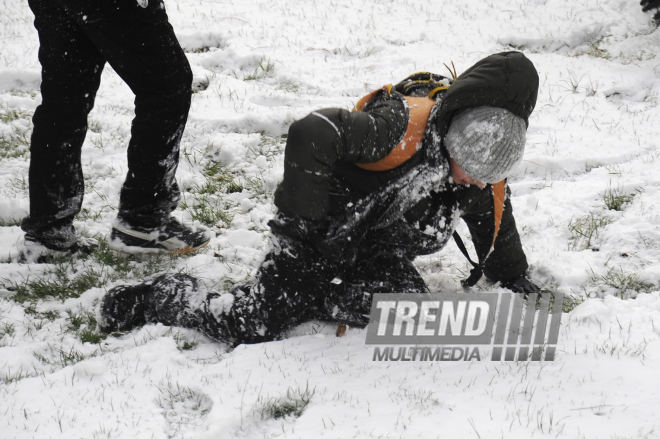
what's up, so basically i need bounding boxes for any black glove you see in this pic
[641,0,660,23]
[500,274,545,296]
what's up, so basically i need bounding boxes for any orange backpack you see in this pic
[354,81,506,286]
[353,85,438,171]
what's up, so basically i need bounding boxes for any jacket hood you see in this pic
[434,51,539,139]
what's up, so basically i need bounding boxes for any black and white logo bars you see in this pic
[366,292,564,362]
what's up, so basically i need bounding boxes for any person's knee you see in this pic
[168,82,192,115]
[163,62,192,112]
[135,77,191,119]
[136,52,192,113]
[175,58,193,99]
[34,85,98,127]
[32,104,85,129]
[165,67,192,114]
[169,48,193,93]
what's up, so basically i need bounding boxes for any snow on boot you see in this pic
[20,233,98,263]
[98,283,151,333]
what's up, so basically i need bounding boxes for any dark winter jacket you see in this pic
[273,51,538,282]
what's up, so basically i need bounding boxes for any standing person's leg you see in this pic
[61,0,210,253]
[21,0,105,251]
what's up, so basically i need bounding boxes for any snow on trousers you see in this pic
[132,233,430,346]
[22,0,192,244]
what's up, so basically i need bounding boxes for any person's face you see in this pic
[449,157,486,189]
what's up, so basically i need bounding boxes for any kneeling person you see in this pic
[99,51,542,346]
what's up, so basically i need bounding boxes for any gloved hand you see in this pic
[500,274,545,296]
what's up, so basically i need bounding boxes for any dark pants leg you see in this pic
[21,0,106,247]
[22,0,192,243]
[144,236,339,345]
[72,0,193,229]
[139,235,429,346]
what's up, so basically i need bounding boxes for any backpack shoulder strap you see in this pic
[356,96,436,171]
[353,84,393,112]
[454,180,507,287]
[490,180,506,247]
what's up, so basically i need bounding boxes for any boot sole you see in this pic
[109,226,211,255]
[109,236,210,255]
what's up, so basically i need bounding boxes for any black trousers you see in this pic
[135,234,430,346]
[22,0,192,243]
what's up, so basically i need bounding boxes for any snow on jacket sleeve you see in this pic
[274,97,408,221]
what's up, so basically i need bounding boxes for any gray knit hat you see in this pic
[444,106,526,183]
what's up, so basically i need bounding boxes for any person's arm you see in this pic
[274,96,408,221]
[458,184,528,282]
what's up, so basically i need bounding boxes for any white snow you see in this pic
[1,0,660,437]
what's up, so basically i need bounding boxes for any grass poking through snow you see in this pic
[603,183,637,211]
[258,385,315,420]
[590,266,655,299]
[2,237,178,305]
[567,212,613,251]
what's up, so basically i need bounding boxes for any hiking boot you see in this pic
[21,233,98,263]
[109,218,213,255]
[98,283,151,333]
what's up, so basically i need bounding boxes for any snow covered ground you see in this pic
[1,0,660,437]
